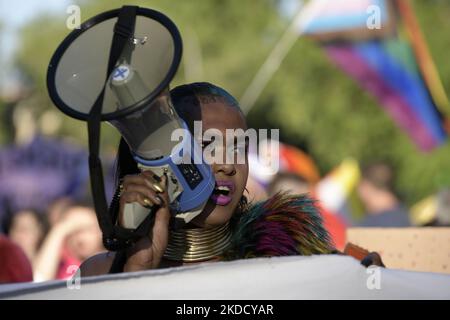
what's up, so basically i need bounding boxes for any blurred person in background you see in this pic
[246,141,320,203]
[268,171,310,196]
[33,202,104,281]
[426,188,450,226]
[46,197,74,227]
[4,208,48,264]
[0,234,33,283]
[357,162,410,227]
[411,187,450,227]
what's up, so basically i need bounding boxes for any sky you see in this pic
[0,0,68,27]
[0,0,301,93]
[0,0,70,54]
[0,0,301,58]
[0,0,70,91]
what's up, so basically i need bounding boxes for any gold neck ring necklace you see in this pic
[163,222,231,262]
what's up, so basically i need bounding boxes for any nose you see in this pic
[212,162,236,176]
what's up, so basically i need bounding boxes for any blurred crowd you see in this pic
[1,198,104,283]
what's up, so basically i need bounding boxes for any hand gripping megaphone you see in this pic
[47,6,215,250]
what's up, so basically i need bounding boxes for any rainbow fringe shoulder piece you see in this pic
[223,193,335,260]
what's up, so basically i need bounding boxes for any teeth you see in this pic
[217,186,230,191]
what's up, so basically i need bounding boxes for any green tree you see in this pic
[247,0,450,205]
[12,0,284,151]
[8,0,450,206]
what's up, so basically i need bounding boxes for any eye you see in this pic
[200,139,213,149]
[228,142,247,155]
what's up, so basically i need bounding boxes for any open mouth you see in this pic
[214,185,231,196]
[211,181,235,206]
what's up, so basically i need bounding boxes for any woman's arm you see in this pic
[33,210,99,281]
[81,171,170,277]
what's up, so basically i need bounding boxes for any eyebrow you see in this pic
[233,136,250,145]
[199,135,249,146]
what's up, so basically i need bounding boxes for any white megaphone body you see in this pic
[47,6,215,248]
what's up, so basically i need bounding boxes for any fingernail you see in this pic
[153,182,164,193]
[154,196,162,205]
[143,198,152,207]
[145,178,164,193]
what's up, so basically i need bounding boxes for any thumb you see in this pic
[150,174,171,259]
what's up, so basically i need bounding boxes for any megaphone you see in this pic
[47,6,215,250]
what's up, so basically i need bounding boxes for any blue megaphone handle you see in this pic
[133,121,215,212]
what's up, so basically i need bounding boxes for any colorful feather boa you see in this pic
[223,193,335,260]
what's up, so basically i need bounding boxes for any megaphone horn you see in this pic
[47,6,215,251]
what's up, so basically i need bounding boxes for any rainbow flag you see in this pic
[299,0,449,151]
[300,0,393,40]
